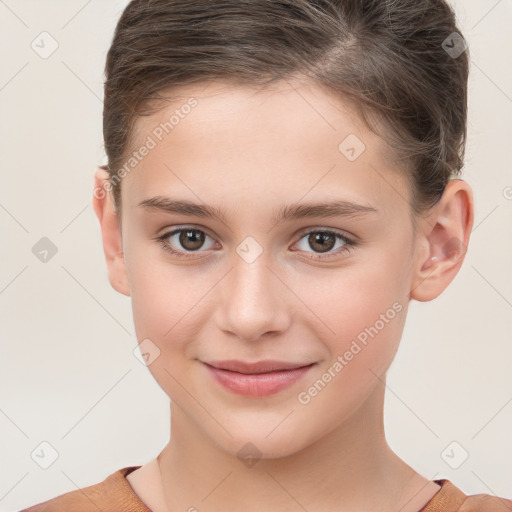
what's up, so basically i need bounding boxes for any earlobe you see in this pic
[92,167,131,297]
[410,180,474,302]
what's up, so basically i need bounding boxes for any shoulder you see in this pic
[421,479,512,512]
[19,466,150,512]
[457,493,512,512]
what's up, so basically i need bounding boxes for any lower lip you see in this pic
[202,363,315,397]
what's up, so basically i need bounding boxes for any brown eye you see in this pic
[178,229,206,251]
[156,227,218,258]
[293,229,357,260]
[307,232,336,253]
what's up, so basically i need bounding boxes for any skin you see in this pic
[93,79,477,512]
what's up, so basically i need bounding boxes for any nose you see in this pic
[216,250,292,342]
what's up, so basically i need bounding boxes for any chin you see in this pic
[211,425,312,464]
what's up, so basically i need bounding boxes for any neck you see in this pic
[157,380,438,512]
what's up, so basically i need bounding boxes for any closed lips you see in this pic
[203,360,315,374]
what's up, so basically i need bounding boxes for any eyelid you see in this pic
[157,224,216,241]
[160,224,222,248]
[291,227,358,259]
[158,224,357,243]
[155,224,358,260]
[294,225,357,242]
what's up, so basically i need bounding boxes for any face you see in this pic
[116,79,421,459]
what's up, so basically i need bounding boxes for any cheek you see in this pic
[128,261,206,397]
[290,248,409,397]
[294,270,407,429]
[126,240,202,356]
[293,252,407,343]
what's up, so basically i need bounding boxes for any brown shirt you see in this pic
[18,466,472,512]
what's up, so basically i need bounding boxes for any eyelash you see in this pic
[155,226,358,261]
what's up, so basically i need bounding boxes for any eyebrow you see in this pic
[138,196,377,224]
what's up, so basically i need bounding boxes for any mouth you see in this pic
[204,359,314,374]
[201,360,316,396]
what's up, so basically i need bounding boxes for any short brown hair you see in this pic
[103,0,469,215]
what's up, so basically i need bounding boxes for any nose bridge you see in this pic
[218,240,290,340]
[232,247,273,302]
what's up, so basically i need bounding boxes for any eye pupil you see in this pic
[308,232,335,253]
[180,229,205,251]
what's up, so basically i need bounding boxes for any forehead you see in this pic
[122,79,410,219]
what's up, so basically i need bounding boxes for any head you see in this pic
[93,0,473,459]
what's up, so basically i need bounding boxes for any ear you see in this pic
[410,179,474,302]
[92,166,131,296]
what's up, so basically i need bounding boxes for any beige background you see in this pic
[1,1,511,510]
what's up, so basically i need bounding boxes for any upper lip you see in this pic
[203,360,314,374]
